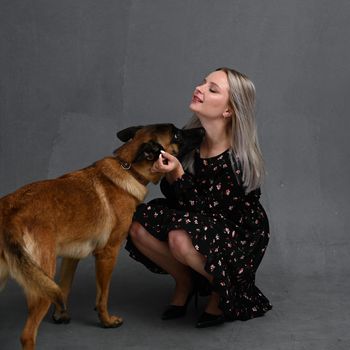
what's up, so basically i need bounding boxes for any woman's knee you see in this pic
[129,222,150,243]
[168,230,192,258]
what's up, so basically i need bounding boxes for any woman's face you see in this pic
[189,70,232,119]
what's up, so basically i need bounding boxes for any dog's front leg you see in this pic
[52,257,80,324]
[93,238,123,328]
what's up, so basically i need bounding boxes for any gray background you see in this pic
[0,0,349,349]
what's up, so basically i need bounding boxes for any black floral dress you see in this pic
[125,149,272,320]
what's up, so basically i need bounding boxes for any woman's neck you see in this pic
[199,118,231,158]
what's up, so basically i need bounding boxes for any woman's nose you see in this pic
[195,85,203,94]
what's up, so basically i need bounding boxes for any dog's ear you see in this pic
[133,141,164,163]
[116,126,143,142]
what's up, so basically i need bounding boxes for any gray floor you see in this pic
[1,250,349,350]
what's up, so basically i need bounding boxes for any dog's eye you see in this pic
[173,133,181,143]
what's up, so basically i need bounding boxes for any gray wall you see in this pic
[1,0,349,279]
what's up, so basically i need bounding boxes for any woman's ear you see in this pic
[223,109,233,119]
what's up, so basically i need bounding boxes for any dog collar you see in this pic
[115,156,149,186]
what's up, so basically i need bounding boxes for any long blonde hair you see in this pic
[183,67,265,194]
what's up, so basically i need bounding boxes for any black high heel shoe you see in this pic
[161,288,198,320]
[196,312,225,328]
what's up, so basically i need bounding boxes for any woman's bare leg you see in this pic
[168,229,212,280]
[129,222,192,305]
[168,229,223,315]
[205,292,222,315]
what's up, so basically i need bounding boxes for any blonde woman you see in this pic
[126,67,272,327]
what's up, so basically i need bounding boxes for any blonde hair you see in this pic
[183,67,265,194]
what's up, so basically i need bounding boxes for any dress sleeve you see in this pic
[160,171,205,210]
[160,177,176,200]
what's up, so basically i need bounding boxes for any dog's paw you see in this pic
[101,315,123,328]
[52,310,71,324]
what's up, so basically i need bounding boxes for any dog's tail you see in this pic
[2,227,65,309]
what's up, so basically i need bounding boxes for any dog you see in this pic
[0,123,204,350]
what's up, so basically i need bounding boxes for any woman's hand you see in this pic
[151,150,184,183]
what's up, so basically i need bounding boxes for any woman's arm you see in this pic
[152,151,203,208]
[154,151,240,213]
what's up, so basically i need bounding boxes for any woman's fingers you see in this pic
[159,150,175,162]
[151,151,179,173]
[159,151,169,165]
[151,154,169,173]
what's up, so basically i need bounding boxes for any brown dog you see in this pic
[0,123,204,350]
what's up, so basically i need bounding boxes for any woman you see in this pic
[126,67,272,328]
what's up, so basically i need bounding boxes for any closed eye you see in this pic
[201,78,220,93]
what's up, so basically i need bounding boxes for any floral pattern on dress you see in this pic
[125,149,272,320]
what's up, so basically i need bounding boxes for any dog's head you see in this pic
[115,123,205,184]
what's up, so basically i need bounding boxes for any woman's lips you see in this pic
[192,95,203,103]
